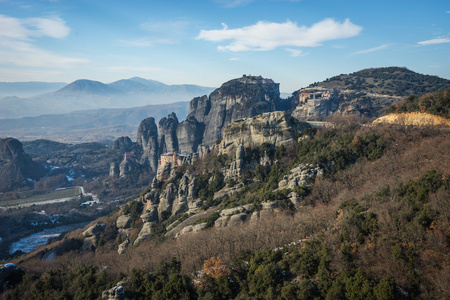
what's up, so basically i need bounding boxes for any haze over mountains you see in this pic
[0,77,215,119]
[1,67,449,143]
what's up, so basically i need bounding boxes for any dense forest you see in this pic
[2,110,448,299]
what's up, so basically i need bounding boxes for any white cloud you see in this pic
[197,19,362,52]
[229,57,239,61]
[352,44,389,55]
[418,38,450,45]
[0,14,87,68]
[285,48,302,57]
[0,14,70,40]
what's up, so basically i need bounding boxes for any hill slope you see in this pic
[2,116,448,299]
[310,66,450,96]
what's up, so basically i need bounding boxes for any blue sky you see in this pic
[0,0,449,93]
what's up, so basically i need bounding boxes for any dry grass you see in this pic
[373,112,450,127]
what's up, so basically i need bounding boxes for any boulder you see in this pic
[262,201,279,210]
[140,208,158,223]
[188,200,203,214]
[228,213,248,226]
[134,222,153,245]
[214,216,229,228]
[82,224,105,237]
[116,216,132,229]
[220,205,247,217]
[117,240,129,255]
[81,236,98,252]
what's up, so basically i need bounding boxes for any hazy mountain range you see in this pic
[0,77,215,119]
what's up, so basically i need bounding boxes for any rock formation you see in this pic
[177,116,204,154]
[218,111,311,154]
[158,112,179,154]
[119,154,139,177]
[0,137,46,192]
[119,76,284,177]
[136,117,159,174]
[81,224,105,252]
[185,75,282,148]
[112,136,134,153]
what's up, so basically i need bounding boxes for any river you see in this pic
[9,222,88,255]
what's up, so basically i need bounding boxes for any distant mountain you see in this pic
[0,81,66,98]
[309,67,450,96]
[0,101,190,143]
[0,78,215,119]
[55,79,123,96]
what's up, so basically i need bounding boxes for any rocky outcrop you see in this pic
[158,112,179,154]
[175,222,207,238]
[218,111,311,154]
[116,215,132,229]
[102,285,124,300]
[134,222,153,245]
[177,116,204,154]
[188,75,282,148]
[136,117,159,174]
[117,240,129,255]
[277,163,323,190]
[0,138,46,191]
[112,136,134,153]
[225,145,244,180]
[119,155,139,177]
[129,76,283,172]
[81,224,105,252]
[109,162,120,177]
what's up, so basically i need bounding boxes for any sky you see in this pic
[0,0,449,93]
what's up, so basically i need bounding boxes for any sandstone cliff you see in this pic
[136,117,159,173]
[158,112,179,154]
[187,75,282,147]
[218,111,311,153]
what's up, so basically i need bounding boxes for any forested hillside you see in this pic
[385,89,450,118]
[2,116,448,299]
[310,67,450,96]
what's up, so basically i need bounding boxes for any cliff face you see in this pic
[0,138,46,191]
[132,75,282,174]
[176,116,204,154]
[187,75,281,147]
[218,111,311,153]
[158,112,179,154]
[136,117,159,173]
